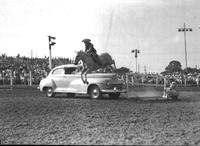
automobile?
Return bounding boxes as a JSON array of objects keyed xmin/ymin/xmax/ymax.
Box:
[{"xmin": 38, "ymin": 64, "xmax": 126, "ymax": 99}]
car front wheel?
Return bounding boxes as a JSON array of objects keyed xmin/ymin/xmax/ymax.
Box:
[
  {"xmin": 46, "ymin": 87, "xmax": 55, "ymax": 97},
  {"xmin": 89, "ymin": 85, "xmax": 101, "ymax": 99}
]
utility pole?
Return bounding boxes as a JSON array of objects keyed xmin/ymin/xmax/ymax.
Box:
[
  {"xmin": 48, "ymin": 36, "xmax": 56, "ymax": 70},
  {"xmin": 144, "ymin": 65, "xmax": 147, "ymax": 74},
  {"xmin": 178, "ymin": 23, "xmax": 192, "ymax": 74},
  {"xmin": 138, "ymin": 64, "xmax": 140, "ymax": 73},
  {"xmin": 131, "ymin": 49, "xmax": 140, "ymax": 73}
]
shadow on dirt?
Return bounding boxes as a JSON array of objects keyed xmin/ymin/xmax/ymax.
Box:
[{"xmin": 48, "ymin": 92, "xmax": 200, "ymax": 105}]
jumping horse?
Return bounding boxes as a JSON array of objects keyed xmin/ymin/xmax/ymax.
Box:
[{"xmin": 74, "ymin": 50, "xmax": 116, "ymax": 84}]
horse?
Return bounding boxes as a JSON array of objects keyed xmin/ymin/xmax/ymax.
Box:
[{"xmin": 74, "ymin": 50, "xmax": 116, "ymax": 84}]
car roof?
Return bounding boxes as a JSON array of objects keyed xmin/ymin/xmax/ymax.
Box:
[{"xmin": 53, "ymin": 64, "xmax": 81, "ymax": 69}]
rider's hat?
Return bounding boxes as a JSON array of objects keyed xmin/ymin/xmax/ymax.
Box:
[{"xmin": 82, "ymin": 38, "xmax": 91, "ymax": 43}]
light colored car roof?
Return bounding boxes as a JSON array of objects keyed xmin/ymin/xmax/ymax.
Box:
[
  {"xmin": 52, "ymin": 64, "xmax": 116, "ymax": 75},
  {"xmin": 53, "ymin": 64, "xmax": 81, "ymax": 69}
]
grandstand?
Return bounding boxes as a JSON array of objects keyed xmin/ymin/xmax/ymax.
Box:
[{"xmin": 0, "ymin": 54, "xmax": 200, "ymax": 88}]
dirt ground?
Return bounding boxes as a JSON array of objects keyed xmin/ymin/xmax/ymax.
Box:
[{"xmin": 0, "ymin": 87, "xmax": 200, "ymax": 145}]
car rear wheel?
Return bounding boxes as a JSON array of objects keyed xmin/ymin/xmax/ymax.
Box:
[
  {"xmin": 89, "ymin": 85, "xmax": 101, "ymax": 99},
  {"xmin": 109, "ymin": 93, "xmax": 120, "ymax": 98},
  {"xmin": 46, "ymin": 87, "xmax": 55, "ymax": 97}
]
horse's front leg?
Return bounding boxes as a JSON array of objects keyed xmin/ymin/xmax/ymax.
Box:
[
  {"xmin": 81, "ymin": 66, "xmax": 87, "ymax": 84},
  {"xmin": 81, "ymin": 72, "xmax": 85, "ymax": 84},
  {"xmin": 84, "ymin": 68, "xmax": 90, "ymax": 85}
]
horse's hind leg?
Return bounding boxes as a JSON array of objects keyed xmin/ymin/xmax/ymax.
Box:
[{"xmin": 113, "ymin": 60, "xmax": 117, "ymax": 70}]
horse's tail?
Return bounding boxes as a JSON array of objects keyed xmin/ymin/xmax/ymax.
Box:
[
  {"xmin": 112, "ymin": 59, "xmax": 116, "ymax": 69},
  {"xmin": 100, "ymin": 52, "xmax": 116, "ymax": 69}
]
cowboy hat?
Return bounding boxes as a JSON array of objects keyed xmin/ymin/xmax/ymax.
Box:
[{"xmin": 82, "ymin": 38, "xmax": 91, "ymax": 43}]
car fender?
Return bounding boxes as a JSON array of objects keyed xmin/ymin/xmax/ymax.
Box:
[
  {"xmin": 51, "ymin": 79, "xmax": 56, "ymax": 91},
  {"xmin": 41, "ymin": 78, "xmax": 56, "ymax": 91}
]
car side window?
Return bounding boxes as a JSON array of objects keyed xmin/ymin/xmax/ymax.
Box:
[
  {"xmin": 65, "ymin": 67, "xmax": 76, "ymax": 74},
  {"xmin": 52, "ymin": 68, "xmax": 65, "ymax": 75},
  {"xmin": 65, "ymin": 67, "xmax": 82, "ymax": 74}
]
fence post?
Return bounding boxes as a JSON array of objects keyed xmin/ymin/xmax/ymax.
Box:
[
  {"xmin": 142, "ymin": 76, "xmax": 144, "ymax": 85},
  {"xmin": 184, "ymin": 75, "xmax": 187, "ymax": 87},
  {"xmin": 131, "ymin": 76, "xmax": 134, "ymax": 87},
  {"xmin": 2, "ymin": 71, "xmax": 5, "ymax": 85},
  {"xmin": 10, "ymin": 70, "xmax": 13, "ymax": 89},
  {"xmin": 156, "ymin": 76, "xmax": 158, "ymax": 87},
  {"xmin": 162, "ymin": 77, "xmax": 167, "ymax": 98},
  {"xmin": 126, "ymin": 73, "xmax": 129, "ymax": 98},
  {"xmin": 29, "ymin": 71, "xmax": 32, "ymax": 87}
]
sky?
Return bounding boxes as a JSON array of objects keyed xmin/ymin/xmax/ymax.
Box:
[{"xmin": 0, "ymin": 0, "xmax": 200, "ymax": 73}]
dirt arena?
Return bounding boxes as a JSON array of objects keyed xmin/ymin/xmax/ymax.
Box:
[{"xmin": 0, "ymin": 87, "xmax": 200, "ymax": 145}]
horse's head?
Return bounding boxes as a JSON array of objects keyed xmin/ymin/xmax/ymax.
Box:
[{"xmin": 74, "ymin": 50, "xmax": 86, "ymax": 65}]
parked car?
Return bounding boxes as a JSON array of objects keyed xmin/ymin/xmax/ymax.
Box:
[{"xmin": 38, "ymin": 64, "xmax": 126, "ymax": 99}]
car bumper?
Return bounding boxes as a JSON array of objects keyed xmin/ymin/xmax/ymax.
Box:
[{"xmin": 37, "ymin": 85, "xmax": 43, "ymax": 91}]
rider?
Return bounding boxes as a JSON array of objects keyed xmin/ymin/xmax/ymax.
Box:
[
  {"xmin": 165, "ymin": 78, "xmax": 179, "ymax": 99},
  {"xmin": 82, "ymin": 38, "xmax": 102, "ymax": 66}
]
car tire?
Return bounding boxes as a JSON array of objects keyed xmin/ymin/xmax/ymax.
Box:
[
  {"xmin": 89, "ymin": 85, "xmax": 101, "ymax": 99},
  {"xmin": 109, "ymin": 93, "xmax": 120, "ymax": 98},
  {"xmin": 46, "ymin": 87, "xmax": 55, "ymax": 97}
]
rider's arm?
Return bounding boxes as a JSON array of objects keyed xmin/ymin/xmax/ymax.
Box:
[{"xmin": 86, "ymin": 45, "xmax": 94, "ymax": 53}]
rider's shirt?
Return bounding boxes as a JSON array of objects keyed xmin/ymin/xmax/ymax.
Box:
[
  {"xmin": 169, "ymin": 81, "xmax": 178, "ymax": 90},
  {"xmin": 85, "ymin": 43, "xmax": 97, "ymax": 54}
]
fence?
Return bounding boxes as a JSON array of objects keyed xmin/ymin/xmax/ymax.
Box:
[
  {"xmin": 120, "ymin": 73, "xmax": 200, "ymax": 88},
  {"xmin": 0, "ymin": 69, "xmax": 37, "ymax": 89},
  {"xmin": 120, "ymin": 73, "xmax": 200, "ymax": 98},
  {"xmin": 1, "ymin": 70, "xmax": 200, "ymax": 90}
]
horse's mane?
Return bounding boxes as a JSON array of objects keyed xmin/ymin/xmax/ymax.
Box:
[
  {"xmin": 77, "ymin": 50, "xmax": 84, "ymax": 54},
  {"xmin": 77, "ymin": 50, "xmax": 90, "ymax": 57},
  {"xmin": 77, "ymin": 50, "xmax": 86, "ymax": 55}
]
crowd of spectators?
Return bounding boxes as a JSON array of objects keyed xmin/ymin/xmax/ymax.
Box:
[
  {"xmin": 0, "ymin": 54, "xmax": 73, "ymax": 85},
  {"xmin": 0, "ymin": 54, "xmax": 200, "ymax": 86},
  {"xmin": 121, "ymin": 71, "xmax": 200, "ymax": 86}
]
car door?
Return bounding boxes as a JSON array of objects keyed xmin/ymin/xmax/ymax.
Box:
[
  {"xmin": 63, "ymin": 67, "xmax": 85, "ymax": 93},
  {"xmin": 51, "ymin": 67, "xmax": 66, "ymax": 92}
]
